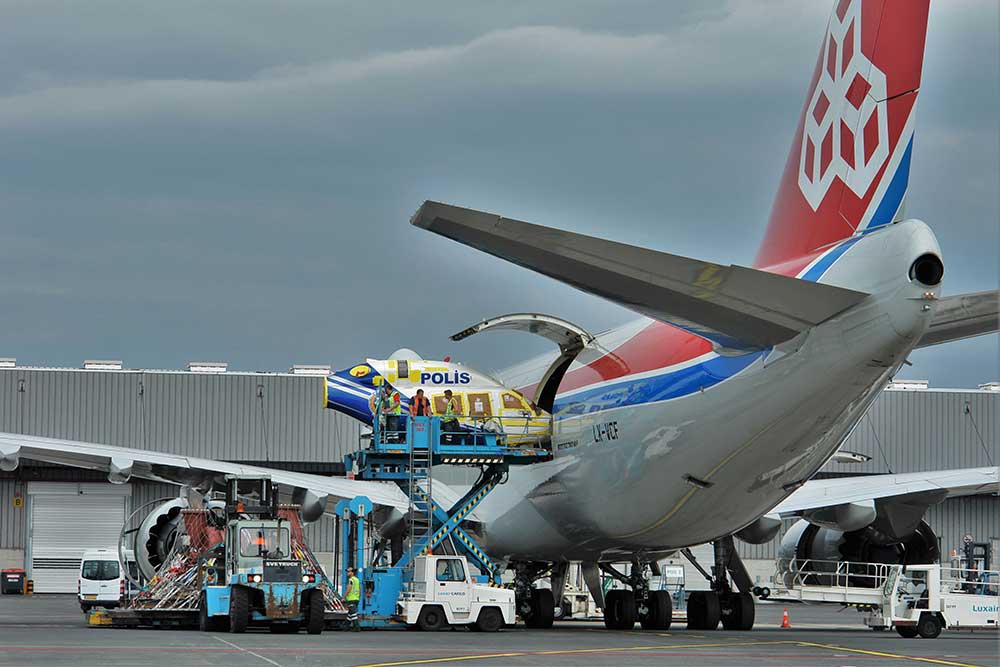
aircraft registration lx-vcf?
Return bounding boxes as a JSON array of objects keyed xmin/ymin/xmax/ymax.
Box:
[{"xmin": 1, "ymin": 0, "xmax": 997, "ymax": 633}]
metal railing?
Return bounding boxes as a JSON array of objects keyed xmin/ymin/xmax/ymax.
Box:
[
  {"xmin": 774, "ymin": 558, "xmax": 898, "ymax": 592},
  {"xmin": 373, "ymin": 413, "xmax": 550, "ymax": 449},
  {"xmin": 440, "ymin": 414, "xmax": 549, "ymax": 448},
  {"xmin": 776, "ymin": 559, "xmax": 1000, "ymax": 600},
  {"xmin": 938, "ymin": 566, "xmax": 1000, "ymax": 596}
]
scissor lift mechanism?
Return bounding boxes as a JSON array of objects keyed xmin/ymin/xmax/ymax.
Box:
[{"xmin": 344, "ymin": 416, "xmax": 549, "ymax": 584}]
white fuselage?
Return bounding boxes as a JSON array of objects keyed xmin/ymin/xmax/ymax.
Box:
[{"xmin": 473, "ymin": 219, "xmax": 942, "ymax": 562}]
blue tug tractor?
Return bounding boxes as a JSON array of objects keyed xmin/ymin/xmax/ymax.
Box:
[{"xmin": 197, "ymin": 475, "xmax": 327, "ymax": 634}]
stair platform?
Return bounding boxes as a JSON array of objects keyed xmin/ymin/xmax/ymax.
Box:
[{"xmin": 347, "ymin": 416, "xmax": 551, "ymax": 481}]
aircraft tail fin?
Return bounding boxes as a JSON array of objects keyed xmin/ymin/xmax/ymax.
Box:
[{"xmin": 755, "ymin": 0, "xmax": 930, "ymax": 269}]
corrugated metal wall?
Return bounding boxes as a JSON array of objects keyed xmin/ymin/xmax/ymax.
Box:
[
  {"xmin": 0, "ymin": 474, "xmax": 342, "ymax": 554},
  {"xmin": 826, "ymin": 388, "xmax": 999, "ymax": 475},
  {"xmin": 0, "ymin": 467, "xmax": 112, "ymax": 549},
  {"xmin": 0, "ymin": 477, "xmax": 27, "ymax": 549},
  {"xmin": 0, "ymin": 368, "xmax": 361, "ymax": 554},
  {"xmin": 0, "ymin": 370, "xmax": 996, "ymax": 560},
  {"xmin": 926, "ymin": 495, "xmax": 1000, "ymax": 557},
  {"xmin": 0, "ymin": 368, "xmax": 361, "ymax": 461}
]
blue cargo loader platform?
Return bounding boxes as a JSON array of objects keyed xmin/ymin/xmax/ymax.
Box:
[{"xmin": 337, "ymin": 415, "xmax": 551, "ymax": 627}]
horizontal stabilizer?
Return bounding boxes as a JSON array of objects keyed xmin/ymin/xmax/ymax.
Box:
[
  {"xmin": 917, "ymin": 290, "xmax": 999, "ymax": 348},
  {"xmin": 412, "ymin": 201, "xmax": 869, "ymax": 350}
]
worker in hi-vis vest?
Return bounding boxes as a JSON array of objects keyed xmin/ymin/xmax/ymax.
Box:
[
  {"xmin": 345, "ymin": 566, "xmax": 360, "ymax": 631},
  {"xmin": 441, "ymin": 389, "xmax": 463, "ymax": 444},
  {"xmin": 379, "ymin": 384, "xmax": 403, "ymax": 443},
  {"xmin": 410, "ymin": 388, "xmax": 431, "ymax": 417}
]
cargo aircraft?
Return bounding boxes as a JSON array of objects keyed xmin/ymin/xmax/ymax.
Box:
[{"xmin": 1, "ymin": 0, "xmax": 997, "ymax": 631}]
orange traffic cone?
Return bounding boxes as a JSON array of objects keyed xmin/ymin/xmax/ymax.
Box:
[{"xmin": 780, "ymin": 608, "xmax": 791, "ymax": 629}]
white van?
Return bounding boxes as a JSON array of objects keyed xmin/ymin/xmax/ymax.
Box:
[{"xmin": 78, "ymin": 549, "xmax": 136, "ymax": 611}]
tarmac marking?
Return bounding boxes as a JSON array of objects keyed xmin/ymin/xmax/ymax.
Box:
[
  {"xmin": 349, "ymin": 652, "xmax": 527, "ymax": 667},
  {"xmin": 213, "ymin": 635, "xmax": 286, "ymax": 667},
  {"xmin": 796, "ymin": 641, "xmax": 986, "ymax": 667},
  {"xmin": 350, "ymin": 640, "xmax": 793, "ymax": 667},
  {"xmin": 533, "ymin": 640, "xmax": 792, "ymax": 656}
]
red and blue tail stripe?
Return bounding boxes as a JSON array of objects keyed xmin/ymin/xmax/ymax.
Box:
[
  {"xmin": 756, "ymin": 0, "xmax": 929, "ymax": 270},
  {"xmin": 531, "ymin": 1, "xmax": 933, "ymax": 412}
]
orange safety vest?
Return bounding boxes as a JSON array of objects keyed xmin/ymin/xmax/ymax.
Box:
[{"xmin": 410, "ymin": 395, "xmax": 431, "ymax": 416}]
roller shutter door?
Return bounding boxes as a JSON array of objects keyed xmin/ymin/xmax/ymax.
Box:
[{"xmin": 29, "ymin": 484, "xmax": 129, "ymax": 593}]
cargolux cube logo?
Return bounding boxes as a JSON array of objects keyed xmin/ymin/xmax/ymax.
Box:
[{"xmin": 798, "ymin": 0, "xmax": 889, "ymax": 211}]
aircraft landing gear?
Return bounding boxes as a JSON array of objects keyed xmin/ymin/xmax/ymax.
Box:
[
  {"xmin": 599, "ymin": 558, "xmax": 672, "ymax": 630},
  {"xmin": 719, "ymin": 591, "xmax": 755, "ymax": 630},
  {"xmin": 682, "ymin": 536, "xmax": 756, "ymax": 631},
  {"xmin": 686, "ymin": 589, "xmax": 721, "ymax": 630},
  {"xmin": 603, "ymin": 588, "xmax": 637, "ymax": 629},
  {"xmin": 513, "ymin": 562, "xmax": 556, "ymax": 629}
]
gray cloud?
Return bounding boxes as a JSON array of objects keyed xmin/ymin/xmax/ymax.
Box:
[
  {"xmin": 0, "ymin": 5, "xmax": 832, "ymax": 132},
  {"xmin": 0, "ymin": 0, "xmax": 996, "ymax": 387}
]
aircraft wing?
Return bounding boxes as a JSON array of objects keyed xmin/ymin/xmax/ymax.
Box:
[
  {"xmin": 916, "ymin": 290, "xmax": 999, "ymax": 348},
  {"xmin": 411, "ymin": 201, "xmax": 868, "ymax": 350},
  {"xmin": 0, "ymin": 431, "xmax": 409, "ymax": 513},
  {"xmin": 773, "ymin": 466, "xmax": 998, "ymax": 516}
]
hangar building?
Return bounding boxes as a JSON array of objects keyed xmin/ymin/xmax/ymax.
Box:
[{"xmin": 0, "ymin": 360, "xmax": 996, "ymax": 593}]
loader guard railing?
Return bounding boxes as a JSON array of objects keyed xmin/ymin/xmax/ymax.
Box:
[
  {"xmin": 373, "ymin": 413, "xmax": 550, "ymax": 450},
  {"xmin": 776, "ymin": 559, "xmax": 1000, "ymax": 599},
  {"xmin": 775, "ymin": 558, "xmax": 897, "ymax": 591}
]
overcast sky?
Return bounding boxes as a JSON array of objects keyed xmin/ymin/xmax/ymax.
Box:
[{"xmin": 1, "ymin": 0, "xmax": 996, "ymax": 388}]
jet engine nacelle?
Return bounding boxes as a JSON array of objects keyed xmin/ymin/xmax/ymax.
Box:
[
  {"xmin": 133, "ymin": 498, "xmax": 189, "ymax": 581},
  {"xmin": 291, "ymin": 488, "xmax": 329, "ymax": 524},
  {"xmin": 776, "ymin": 518, "xmax": 939, "ymax": 589},
  {"xmin": 801, "ymin": 500, "xmax": 877, "ymax": 533},
  {"xmin": 0, "ymin": 445, "xmax": 19, "ymax": 472},
  {"xmin": 108, "ymin": 457, "xmax": 133, "ymax": 485},
  {"xmin": 734, "ymin": 514, "xmax": 782, "ymax": 544}
]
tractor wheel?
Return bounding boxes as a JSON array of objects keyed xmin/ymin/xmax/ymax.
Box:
[
  {"xmin": 475, "ymin": 607, "xmax": 504, "ymax": 632},
  {"xmin": 229, "ymin": 586, "xmax": 249, "ymax": 633},
  {"xmin": 917, "ymin": 614, "xmax": 942, "ymax": 639},
  {"xmin": 198, "ymin": 594, "xmax": 218, "ymax": 632},
  {"xmin": 417, "ymin": 605, "xmax": 446, "ymax": 631},
  {"xmin": 305, "ymin": 590, "xmax": 325, "ymax": 635}
]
